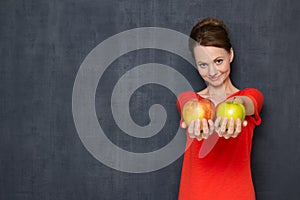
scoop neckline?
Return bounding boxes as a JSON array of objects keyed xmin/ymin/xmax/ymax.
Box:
[{"xmin": 196, "ymin": 89, "xmax": 242, "ymax": 102}]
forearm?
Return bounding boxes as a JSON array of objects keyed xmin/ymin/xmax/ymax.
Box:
[{"xmin": 229, "ymin": 96, "xmax": 255, "ymax": 116}]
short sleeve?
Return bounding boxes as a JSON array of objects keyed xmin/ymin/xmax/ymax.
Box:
[
  {"xmin": 176, "ymin": 91, "xmax": 200, "ymax": 126},
  {"xmin": 242, "ymin": 88, "xmax": 264, "ymax": 125}
]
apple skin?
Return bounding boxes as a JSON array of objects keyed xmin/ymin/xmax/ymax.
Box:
[
  {"xmin": 182, "ymin": 99, "xmax": 215, "ymax": 127},
  {"xmin": 216, "ymin": 101, "xmax": 246, "ymax": 128}
]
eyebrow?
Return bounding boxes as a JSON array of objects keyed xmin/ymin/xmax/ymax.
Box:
[
  {"xmin": 197, "ymin": 56, "xmax": 225, "ymax": 63},
  {"xmin": 213, "ymin": 56, "xmax": 224, "ymax": 61}
]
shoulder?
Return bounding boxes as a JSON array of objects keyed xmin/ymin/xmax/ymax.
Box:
[
  {"xmin": 240, "ymin": 88, "xmax": 263, "ymax": 94},
  {"xmin": 177, "ymin": 91, "xmax": 201, "ymax": 102},
  {"xmin": 176, "ymin": 91, "xmax": 201, "ymax": 111}
]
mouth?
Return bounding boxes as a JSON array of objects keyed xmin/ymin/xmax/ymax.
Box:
[{"xmin": 208, "ymin": 75, "xmax": 221, "ymax": 81}]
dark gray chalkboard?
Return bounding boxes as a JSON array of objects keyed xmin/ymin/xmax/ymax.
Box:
[{"xmin": 1, "ymin": 0, "xmax": 300, "ymax": 199}]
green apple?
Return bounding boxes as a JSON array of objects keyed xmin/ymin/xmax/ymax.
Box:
[{"xmin": 216, "ymin": 101, "xmax": 246, "ymax": 128}]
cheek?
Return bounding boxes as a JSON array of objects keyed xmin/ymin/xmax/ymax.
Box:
[
  {"xmin": 218, "ymin": 63, "xmax": 231, "ymax": 73},
  {"xmin": 198, "ymin": 70, "xmax": 209, "ymax": 78},
  {"xmin": 197, "ymin": 67, "xmax": 207, "ymax": 76}
]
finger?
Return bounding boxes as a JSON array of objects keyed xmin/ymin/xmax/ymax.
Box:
[
  {"xmin": 233, "ymin": 118, "xmax": 242, "ymax": 138},
  {"xmin": 223, "ymin": 118, "xmax": 235, "ymax": 139},
  {"xmin": 242, "ymin": 120, "xmax": 248, "ymax": 127},
  {"xmin": 188, "ymin": 120, "xmax": 195, "ymax": 138},
  {"xmin": 227, "ymin": 118, "xmax": 234, "ymax": 135},
  {"xmin": 194, "ymin": 119, "xmax": 201, "ymax": 136},
  {"xmin": 201, "ymin": 119, "xmax": 209, "ymax": 139},
  {"xmin": 220, "ymin": 118, "xmax": 228, "ymax": 136},
  {"xmin": 181, "ymin": 121, "xmax": 187, "ymax": 129},
  {"xmin": 214, "ymin": 116, "xmax": 221, "ymax": 128},
  {"xmin": 196, "ymin": 135, "xmax": 203, "ymax": 141},
  {"xmin": 214, "ymin": 117, "xmax": 222, "ymax": 136},
  {"xmin": 208, "ymin": 119, "xmax": 215, "ymax": 135}
]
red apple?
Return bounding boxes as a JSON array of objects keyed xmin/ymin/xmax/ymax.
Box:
[
  {"xmin": 182, "ymin": 99, "xmax": 215, "ymax": 127},
  {"xmin": 216, "ymin": 101, "xmax": 246, "ymax": 128}
]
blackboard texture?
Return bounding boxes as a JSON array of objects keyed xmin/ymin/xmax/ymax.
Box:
[{"xmin": 1, "ymin": 0, "xmax": 300, "ymax": 199}]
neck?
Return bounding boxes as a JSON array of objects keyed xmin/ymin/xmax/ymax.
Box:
[{"xmin": 206, "ymin": 78, "xmax": 238, "ymax": 104}]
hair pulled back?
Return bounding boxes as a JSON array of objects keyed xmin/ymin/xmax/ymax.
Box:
[{"xmin": 189, "ymin": 17, "xmax": 232, "ymax": 53}]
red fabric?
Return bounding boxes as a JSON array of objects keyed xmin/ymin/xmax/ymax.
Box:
[{"xmin": 176, "ymin": 88, "xmax": 264, "ymax": 200}]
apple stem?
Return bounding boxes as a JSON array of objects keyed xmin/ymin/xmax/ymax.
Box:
[{"xmin": 232, "ymin": 97, "xmax": 236, "ymax": 103}]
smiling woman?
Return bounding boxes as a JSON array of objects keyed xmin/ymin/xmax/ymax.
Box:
[
  {"xmin": 176, "ymin": 17, "xmax": 264, "ymax": 200},
  {"xmin": 194, "ymin": 45, "xmax": 233, "ymax": 88}
]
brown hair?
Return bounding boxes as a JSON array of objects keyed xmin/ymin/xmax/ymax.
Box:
[{"xmin": 189, "ymin": 17, "xmax": 232, "ymax": 53}]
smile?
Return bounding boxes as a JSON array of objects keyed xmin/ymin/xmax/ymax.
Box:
[{"xmin": 208, "ymin": 76, "xmax": 221, "ymax": 81}]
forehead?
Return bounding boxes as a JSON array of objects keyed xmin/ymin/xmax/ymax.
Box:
[{"xmin": 193, "ymin": 45, "xmax": 229, "ymax": 62}]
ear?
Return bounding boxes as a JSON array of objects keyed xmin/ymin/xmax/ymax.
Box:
[{"xmin": 229, "ymin": 48, "xmax": 234, "ymax": 63}]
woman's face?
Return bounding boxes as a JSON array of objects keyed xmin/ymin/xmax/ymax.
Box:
[{"xmin": 193, "ymin": 45, "xmax": 234, "ymax": 87}]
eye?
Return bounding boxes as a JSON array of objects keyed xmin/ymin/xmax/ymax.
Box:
[
  {"xmin": 198, "ymin": 63, "xmax": 207, "ymax": 68},
  {"xmin": 215, "ymin": 59, "xmax": 223, "ymax": 65}
]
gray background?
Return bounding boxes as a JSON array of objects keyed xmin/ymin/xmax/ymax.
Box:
[{"xmin": 1, "ymin": 0, "xmax": 300, "ymax": 199}]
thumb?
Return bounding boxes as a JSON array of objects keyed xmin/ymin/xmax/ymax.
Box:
[
  {"xmin": 242, "ymin": 120, "xmax": 248, "ymax": 127},
  {"xmin": 181, "ymin": 121, "xmax": 187, "ymax": 129}
]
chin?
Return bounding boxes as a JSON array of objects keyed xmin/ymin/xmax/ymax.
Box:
[
  {"xmin": 205, "ymin": 79, "xmax": 223, "ymax": 87},
  {"xmin": 206, "ymin": 76, "xmax": 229, "ymax": 87}
]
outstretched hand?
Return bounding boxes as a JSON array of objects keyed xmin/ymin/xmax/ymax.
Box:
[
  {"xmin": 181, "ymin": 117, "xmax": 248, "ymax": 140},
  {"xmin": 214, "ymin": 117, "xmax": 248, "ymax": 139},
  {"xmin": 181, "ymin": 119, "xmax": 214, "ymax": 141}
]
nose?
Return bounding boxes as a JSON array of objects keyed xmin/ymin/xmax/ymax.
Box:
[{"xmin": 208, "ymin": 63, "xmax": 218, "ymax": 76}]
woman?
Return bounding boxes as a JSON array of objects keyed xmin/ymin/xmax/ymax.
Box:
[{"xmin": 176, "ymin": 18, "xmax": 264, "ymax": 200}]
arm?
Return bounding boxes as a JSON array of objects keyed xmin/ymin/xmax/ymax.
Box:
[
  {"xmin": 227, "ymin": 95, "xmax": 255, "ymax": 116},
  {"xmin": 216, "ymin": 88, "xmax": 264, "ymax": 139},
  {"xmin": 176, "ymin": 91, "xmax": 215, "ymax": 141},
  {"xmin": 228, "ymin": 88, "xmax": 264, "ymax": 125}
]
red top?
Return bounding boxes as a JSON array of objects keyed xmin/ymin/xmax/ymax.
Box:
[{"xmin": 176, "ymin": 88, "xmax": 264, "ymax": 200}]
